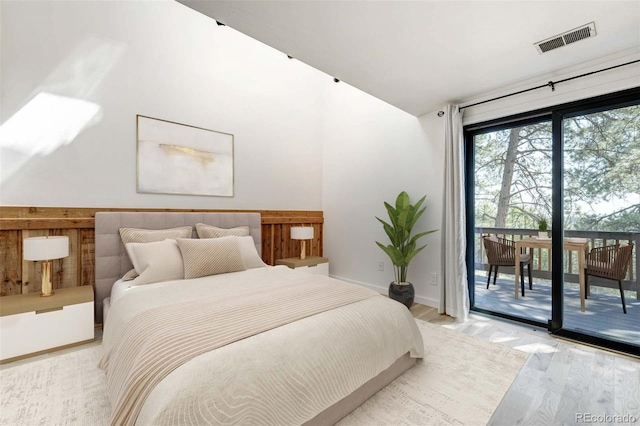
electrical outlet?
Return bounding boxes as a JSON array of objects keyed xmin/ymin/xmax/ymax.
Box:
[
  {"xmin": 377, "ymin": 261, "xmax": 384, "ymax": 272},
  {"xmin": 429, "ymin": 273, "xmax": 437, "ymax": 286}
]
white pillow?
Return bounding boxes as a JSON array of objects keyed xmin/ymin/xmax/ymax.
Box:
[
  {"xmin": 126, "ymin": 239, "xmax": 184, "ymax": 286},
  {"xmin": 237, "ymin": 236, "xmax": 267, "ymax": 269},
  {"xmin": 195, "ymin": 223, "xmax": 250, "ymax": 239},
  {"xmin": 176, "ymin": 237, "xmax": 246, "ymax": 279}
]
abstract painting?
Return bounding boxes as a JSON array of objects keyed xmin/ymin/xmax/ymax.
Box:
[{"xmin": 137, "ymin": 115, "xmax": 234, "ymax": 197}]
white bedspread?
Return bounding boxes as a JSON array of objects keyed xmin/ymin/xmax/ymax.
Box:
[
  {"xmin": 100, "ymin": 266, "xmax": 424, "ymax": 426},
  {"xmin": 109, "ymin": 278, "xmax": 130, "ymax": 306}
]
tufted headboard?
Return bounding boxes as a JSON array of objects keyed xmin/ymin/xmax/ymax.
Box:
[{"xmin": 94, "ymin": 212, "xmax": 261, "ymax": 323}]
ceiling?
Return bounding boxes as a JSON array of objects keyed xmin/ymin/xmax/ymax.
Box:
[{"xmin": 177, "ymin": 1, "xmax": 640, "ymax": 117}]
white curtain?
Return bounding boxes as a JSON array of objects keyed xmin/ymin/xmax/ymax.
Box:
[{"xmin": 440, "ymin": 104, "xmax": 470, "ymax": 321}]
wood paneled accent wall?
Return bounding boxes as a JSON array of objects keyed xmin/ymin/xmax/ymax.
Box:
[{"xmin": 0, "ymin": 207, "xmax": 323, "ymax": 297}]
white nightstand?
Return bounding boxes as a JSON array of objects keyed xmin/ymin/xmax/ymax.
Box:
[
  {"xmin": 0, "ymin": 286, "xmax": 95, "ymax": 363},
  {"xmin": 275, "ymin": 256, "xmax": 329, "ymax": 276}
]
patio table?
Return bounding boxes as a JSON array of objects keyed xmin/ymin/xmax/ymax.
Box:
[{"xmin": 514, "ymin": 237, "xmax": 590, "ymax": 312}]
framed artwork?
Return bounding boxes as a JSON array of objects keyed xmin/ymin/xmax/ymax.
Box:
[{"xmin": 136, "ymin": 115, "xmax": 234, "ymax": 197}]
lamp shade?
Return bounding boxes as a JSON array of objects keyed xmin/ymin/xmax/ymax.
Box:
[
  {"xmin": 291, "ymin": 227, "xmax": 314, "ymax": 240},
  {"xmin": 23, "ymin": 236, "xmax": 69, "ymax": 261}
]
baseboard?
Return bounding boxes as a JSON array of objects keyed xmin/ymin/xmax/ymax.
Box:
[{"xmin": 330, "ymin": 275, "xmax": 440, "ymax": 309}]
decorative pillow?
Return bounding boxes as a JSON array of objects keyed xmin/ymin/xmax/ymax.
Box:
[
  {"xmin": 126, "ymin": 239, "xmax": 184, "ymax": 286},
  {"xmin": 119, "ymin": 226, "xmax": 193, "ymax": 247},
  {"xmin": 176, "ymin": 237, "xmax": 246, "ymax": 279},
  {"xmin": 195, "ymin": 223, "xmax": 250, "ymax": 239},
  {"xmin": 122, "ymin": 269, "xmax": 139, "ymax": 281},
  {"xmin": 236, "ymin": 236, "xmax": 267, "ymax": 269}
]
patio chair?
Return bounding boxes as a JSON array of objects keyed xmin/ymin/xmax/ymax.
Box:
[
  {"xmin": 585, "ymin": 243, "xmax": 634, "ymax": 314},
  {"xmin": 483, "ymin": 236, "xmax": 532, "ymax": 296}
]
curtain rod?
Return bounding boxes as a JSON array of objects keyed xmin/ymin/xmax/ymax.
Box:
[{"xmin": 445, "ymin": 59, "xmax": 640, "ymax": 113}]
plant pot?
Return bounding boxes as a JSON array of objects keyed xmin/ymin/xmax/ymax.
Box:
[
  {"xmin": 538, "ymin": 231, "xmax": 548, "ymax": 239},
  {"xmin": 389, "ymin": 282, "xmax": 414, "ymax": 309}
]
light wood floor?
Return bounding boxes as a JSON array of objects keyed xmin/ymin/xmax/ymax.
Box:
[{"xmin": 411, "ymin": 303, "xmax": 640, "ymax": 425}]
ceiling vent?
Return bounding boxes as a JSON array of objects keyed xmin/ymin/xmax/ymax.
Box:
[{"xmin": 535, "ymin": 22, "xmax": 596, "ymax": 54}]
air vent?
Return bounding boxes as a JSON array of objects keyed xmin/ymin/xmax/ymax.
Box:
[{"xmin": 535, "ymin": 22, "xmax": 596, "ymax": 54}]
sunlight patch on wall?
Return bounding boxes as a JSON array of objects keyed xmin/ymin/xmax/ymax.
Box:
[
  {"xmin": 39, "ymin": 38, "xmax": 126, "ymax": 99},
  {"xmin": 0, "ymin": 37, "xmax": 126, "ymax": 186},
  {"xmin": 0, "ymin": 92, "xmax": 101, "ymax": 156}
]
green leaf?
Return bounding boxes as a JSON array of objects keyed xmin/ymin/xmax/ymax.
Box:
[
  {"xmin": 405, "ymin": 244, "xmax": 427, "ymax": 265},
  {"xmin": 384, "ymin": 202, "xmax": 399, "ymax": 228},
  {"xmin": 376, "ymin": 242, "xmax": 404, "ymax": 266},
  {"xmin": 383, "ymin": 222, "xmax": 401, "ymax": 246},
  {"xmin": 412, "ymin": 195, "xmax": 426, "ymax": 213},
  {"xmin": 408, "ymin": 206, "xmax": 426, "ymax": 229},
  {"xmin": 395, "ymin": 191, "xmax": 411, "ymax": 213},
  {"xmin": 409, "ymin": 229, "xmax": 438, "ymax": 245}
]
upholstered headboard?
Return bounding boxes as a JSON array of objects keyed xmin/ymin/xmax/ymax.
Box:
[{"xmin": 94, "ymin": 212, "xmax": 261, "ymax": 323}]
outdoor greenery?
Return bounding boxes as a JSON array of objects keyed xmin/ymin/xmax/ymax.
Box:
[{"xmin": 474, "ymin": 104, "xmax": 640, "ymax": 233}]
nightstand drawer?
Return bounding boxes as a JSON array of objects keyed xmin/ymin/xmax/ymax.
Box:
[
  {"xmin": 294, "ymin": 262, "xmax": 329, "ymax": 276},
  {"xmin": 0, "ymin": 301, "xmax": 94, "ymax": 361}
]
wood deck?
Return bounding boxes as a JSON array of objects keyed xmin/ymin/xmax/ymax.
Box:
[{"xmin": 473, "ymin": 273, "xmax": 640, "ymax": 343}]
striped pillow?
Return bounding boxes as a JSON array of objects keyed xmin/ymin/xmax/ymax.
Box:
[
  {"xmin": 176, "ymin": 237, "xmax": 246, "ymax": 279},
  {"xmin": 195, "ymin": 223, "xmax": 250, "ymax": 239},
  {"xmin": 119, "ymin": 226, "xmax": 193, "ymax": 247}
]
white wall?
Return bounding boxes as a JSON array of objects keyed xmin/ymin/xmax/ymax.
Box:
[
  {"xmin": 0, "ymin": 0, "xmax": 325, "ymax": 210},
  {"xmin": 321, "ymin": 83, "xmax": 445, "ymax": 307},
  {"xmin": 3, "ymin": 1, "xmax": 636, "ymax": 310},
  {"xmin": 462, "ymin": 48, "xmax": 640, "ymax": 125},
  {"xmin": 0, "ymin": 0, "xmax": 446, "ymax": 307}
]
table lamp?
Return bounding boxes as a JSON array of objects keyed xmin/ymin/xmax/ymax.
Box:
[
  {"xmin": 291, "ymin": 227, "xmax": 314, "ymax": 260},
  {"xmin": 23, "ymin": 236, "xmax": 69, "ymax": 296}
]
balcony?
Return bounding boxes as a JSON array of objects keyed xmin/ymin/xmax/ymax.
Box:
[{"xmin": 473, "ymin": 228, "xmax": 639, "ymax": 343}]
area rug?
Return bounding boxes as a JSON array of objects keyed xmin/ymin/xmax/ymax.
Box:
[
  {"xmin": 338, "ymin": 320, "xmax": 529, "ymax": 425},
  {"xmin": 0, "ymin": 320, "xmax": 528, "ymax": 426}
]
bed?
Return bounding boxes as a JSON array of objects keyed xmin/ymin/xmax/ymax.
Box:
[{"xmin": 95, "ymin": 212, "xmax": 424, "ymax": 425}]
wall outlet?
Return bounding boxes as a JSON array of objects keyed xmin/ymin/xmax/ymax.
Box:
[
  {"xmin": 377, "ymin": 261, "xmax": 384, "ymax": 271},
  {"xmin": 429, "ymin": 273, "xmax": 438, "ymax": 286}
]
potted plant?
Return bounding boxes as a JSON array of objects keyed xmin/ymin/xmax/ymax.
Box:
[
  {"xmin": 376, "ymin": 191, "xmax": 437, "ymax": 308},
  {"xmin": 538, "ymin": 218, "xmax": 549, "ymax": 239}
]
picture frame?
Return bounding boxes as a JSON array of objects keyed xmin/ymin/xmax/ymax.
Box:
[{"xmin": 136, "ymin": 115, "xmax": 234, "ymax": 197}]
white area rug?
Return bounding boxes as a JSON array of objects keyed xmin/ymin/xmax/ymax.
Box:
[
  {"xmin": 0, "ymin": 320, "xmax": 528, "ymax": 426},
  {"xmin": 339, "ymin": 320, "xmax": 529, "ymax": 425}
]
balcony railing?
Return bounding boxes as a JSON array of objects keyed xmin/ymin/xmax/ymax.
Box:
[{"xmin": 474, "ymin": 227, "xmax": 639, "ymax": 299}]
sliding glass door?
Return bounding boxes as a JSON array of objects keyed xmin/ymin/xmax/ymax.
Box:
[
  {"xmin": 560, "ymin": 103, "xmax": 639, "ymax": 346},
  {"xmin": 465, "ymin": 88, "xmax": 640, "ymax": 355},
  {"xmin": 470, "ymin": 118, "xmax": 553, "ymax": 326}
]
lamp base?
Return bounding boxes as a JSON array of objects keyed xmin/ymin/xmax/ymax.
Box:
[
  {"xmin": 40, "ymin": 261, "xmax": 55, "ymax": 297},
  {"xmin": 299, "ymin": 240, "xmax": 306, "ymax": 260}
]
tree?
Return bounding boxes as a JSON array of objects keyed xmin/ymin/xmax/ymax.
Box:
[{"xmin": 474, "ymin": 104, "xmax": 640, "ymax": 233}]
